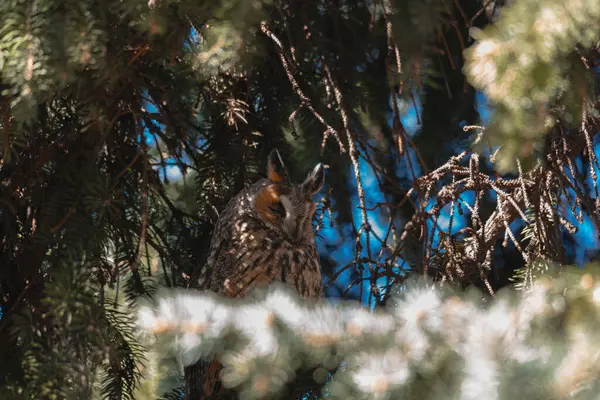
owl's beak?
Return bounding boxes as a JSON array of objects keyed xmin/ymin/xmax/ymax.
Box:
[
  {"xmin": 283, "ymin": 216, "xmax": 305, "ymax": 242},
  {"xmin": 285, "ymin": 224, "xmax": 302, "ymax": 242}
]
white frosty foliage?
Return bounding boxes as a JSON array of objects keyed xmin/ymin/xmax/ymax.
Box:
[{"xmin": 138, "ymin": 271, "xmax": 600, "ymax": 399}]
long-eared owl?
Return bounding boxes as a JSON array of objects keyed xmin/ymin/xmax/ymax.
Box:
[
  {"xmin": 198, "ymin": 149, "xmax": 325, "ymax": 298},
  {"xmin": 186, "ymin": 150, "xmax": 325, "ymax": 399}
]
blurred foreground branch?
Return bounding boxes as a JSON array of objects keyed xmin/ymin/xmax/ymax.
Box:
[{"xmin": 139, "ymin": 266, "xmax": 600, "ymax": 399}]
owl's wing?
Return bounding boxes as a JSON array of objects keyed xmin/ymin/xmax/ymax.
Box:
[
  {"xmin": 202, "ymin": 221, "xmax": 275, "ymax": 296},
  {"xmin": 196, "ymin": 221, "xmax": 233, "ymax": 293}
]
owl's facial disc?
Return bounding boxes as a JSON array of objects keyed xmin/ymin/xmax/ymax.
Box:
[
  {"xmin": 254, "ymin": 184, "xmax": 286, "ymax": 225},
  {"xmin": 261, "ymin": 152, "xmax": 325, "ymax": 239}
]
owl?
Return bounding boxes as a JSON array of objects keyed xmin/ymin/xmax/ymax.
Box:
[
  {"xmin": 198, "ymin": 148, "xmax": 325, "ymax": 298},
  {"xmin": 186, "ymin": 149, "xmax": 325, "ymax": 399}
]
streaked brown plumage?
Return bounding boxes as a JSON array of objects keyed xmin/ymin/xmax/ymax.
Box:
[{"xmin": 185, "ymin": 149, "xmax": 325, "ymax": 399}]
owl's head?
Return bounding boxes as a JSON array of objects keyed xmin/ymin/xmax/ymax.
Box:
[{"xmin": 251, "ymin": 149, "xmax": 325, "ymax": 243}]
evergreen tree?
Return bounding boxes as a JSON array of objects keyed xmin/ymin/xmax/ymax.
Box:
[{"xmin": 0, "ymin": 0, "xmax": 598, "ymax": 398}]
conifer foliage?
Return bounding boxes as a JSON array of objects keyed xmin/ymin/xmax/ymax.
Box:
[
  {"xmin": 0, "ymin": 0, "xmax": 598, "ymax": 399},
  {"xmin": 139, "ymin": 266, "xmax": 600, "ymax": 400}
]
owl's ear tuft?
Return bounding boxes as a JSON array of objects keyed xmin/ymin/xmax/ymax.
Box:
[
  {"xmin": 267, "ymin": 148, "xmax": 289, "ymax": 183},
  {"xmin": 303, "ymin": 163, "xmax": 325, "ymax": 195}
]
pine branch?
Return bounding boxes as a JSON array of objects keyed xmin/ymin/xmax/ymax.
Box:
[{"xmin": 139, "ymin": 268, "xmax": 600, "ymax": 399}]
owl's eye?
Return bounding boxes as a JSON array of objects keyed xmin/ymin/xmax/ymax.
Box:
[{"xmin": 268, "ymin": 202, "xmax": 286, "ymax": 216}]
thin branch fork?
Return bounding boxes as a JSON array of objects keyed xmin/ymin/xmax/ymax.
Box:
[{"xmin": 260, "ymin": 21, "xmax": 346, "ymax": 153}]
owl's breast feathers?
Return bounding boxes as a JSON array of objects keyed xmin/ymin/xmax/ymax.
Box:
[{"xmin": 205, "ymin": 213, "xmax": 322, "ymax": 299}]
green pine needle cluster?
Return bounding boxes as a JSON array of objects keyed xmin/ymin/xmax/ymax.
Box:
[
  {"xmin": 464, "ymin": 0, "xmax": 600, "ymax": 172},
  {"xmin": 139, "ymin": 266, "xmax": 600, "ymax": 399}
]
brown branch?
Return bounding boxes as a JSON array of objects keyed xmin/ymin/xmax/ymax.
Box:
[
  {"xmin": 471, "ymin": 0, "xmax": 496, "ymax": 24},
  {"xmin": 260, "ymin": 22, "xmax": 346, "ymax": 153}
]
